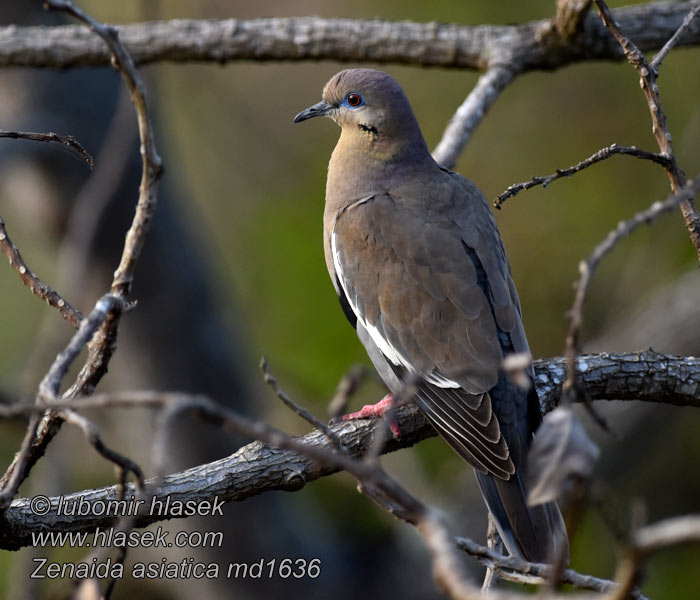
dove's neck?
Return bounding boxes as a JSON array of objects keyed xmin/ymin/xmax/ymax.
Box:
[{"xmin": 326, "ymin": 125, "xmax": 435, "ymax": 209}]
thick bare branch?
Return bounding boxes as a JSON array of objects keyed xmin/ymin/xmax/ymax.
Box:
[
  {"xmin": 533, "ymin": 351, "xmax": 700, "ymax": 414},
  {"xmin": 553, "ymin": 0, "xmax": 593, "ymax": 40},
  {"xmin": 432, "ymin": 66, "xmax": 515, "ymax": 169},
  {"xmin": 0, "ymin": 3, "xmax": 698, "ymax": 71},
  {"xmin": 1, "ymin": 350, "xmax": 698, "ymax": 548}
]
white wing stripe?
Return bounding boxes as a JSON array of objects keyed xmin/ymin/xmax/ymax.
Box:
[{"xmin": 332, "ymin": 231, "xmax": 460, "ymax": 389}]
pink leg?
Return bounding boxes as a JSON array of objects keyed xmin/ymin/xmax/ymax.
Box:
[{"xmin": 342, "ymin": 394, "xmax": 401, "ymax": 438}]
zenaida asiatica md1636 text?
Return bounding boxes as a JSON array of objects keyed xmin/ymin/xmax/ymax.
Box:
[{"xmin": 294, "ymin": 68, "xmax": 568, "ymax": 563}]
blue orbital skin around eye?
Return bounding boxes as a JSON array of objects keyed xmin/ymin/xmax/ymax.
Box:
[{"xmin": 342, "ymin": 93, "xmax": 365, "ymax": 108}]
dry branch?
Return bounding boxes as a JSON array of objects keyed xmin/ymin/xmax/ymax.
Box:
[
  {"xmin": 593, "ymin": 0, "xmax": 700, "ymax": 258},
  {"xmin": 1, "ymin": 349, "xmax": 698, "ymax": 549},
  {"xmin": 1, "ymin": 3, "xmax": 699, "ymax": 597},
  {"xmin": 0, "ymin": 129, "xmax": 93, "ymax": 168},
  {"xmin": 260, "ymin": 357, "xmax": 342, "ymax": 450},
  {"xmin": 0, "ymin": 0, "xmax": 164, "ymax": 504},
  {"xmin": 432, "ymin": 66, "xmax": 515, "ymax": 169},
  {"xmin": 0, "ymin": 3, "xmax": 698, "ymax": 70},
  {"xmin": 564, "ymin": 176, "xmax": 700, "ymax": 392},
  {"xmin": 0, "ymin": 295, "xmax": 121, "ymax": 507},
  {"xmin": 650, "ymin": 3, "xmax": 700, "ymax": 69},
  {"xmin": 456, "ymin": 536, "xmax": 646, "ymax": 599},
  {"xmin": 0, "ymin": 217, "xmax": 83, "ymax": 327},
  {"xmin": 553, "ymin": 0, "xmax": 594, "ymax": 40},
  {"xmin": 495, "ymin": 144, "xmax": 671, "ymax": 208}
]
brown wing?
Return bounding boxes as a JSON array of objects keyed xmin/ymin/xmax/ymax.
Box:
[{"xmin": 331, "ymin": 181, "xmax": 527, "ymax": 478}]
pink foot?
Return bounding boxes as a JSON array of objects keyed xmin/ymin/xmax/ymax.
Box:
[{"xmin": 342, "ymin": 394, "xmax": 401, "ymax": 438}]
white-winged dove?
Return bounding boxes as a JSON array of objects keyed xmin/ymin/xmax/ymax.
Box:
[{"xmin": 294, "ymin": 68, "xmax": 568, "ymax": 563}]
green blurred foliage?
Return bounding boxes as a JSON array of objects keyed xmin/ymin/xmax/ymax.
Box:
[{"xmin": 1, "ymin": 0, "xmax": 700, "ymax": 597}]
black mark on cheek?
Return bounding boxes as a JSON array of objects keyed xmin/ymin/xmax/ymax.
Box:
[{"xmin": 358, "ymin": 123, "xmax": 379, "ymax": 136}]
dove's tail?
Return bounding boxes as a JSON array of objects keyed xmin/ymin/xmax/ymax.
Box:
[{"xmin": 475, "ymin": 471, "xmax": 569, "ymax": 563}]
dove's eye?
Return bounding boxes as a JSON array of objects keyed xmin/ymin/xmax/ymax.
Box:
[{"xmin": 345, "ymin": 93, "xmax": 364, "ymax": 108}]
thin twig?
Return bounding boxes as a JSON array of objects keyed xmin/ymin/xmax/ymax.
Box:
[
  {"xmin": 0, "ymin": 411, "xmax": 43, "ymax": 509},
  {"xmin": 152, "ymin": 398, "xmax": 197, "ymax": 478},
  {"xmin": 0, "ymin": 386, "xmax": 692, "ymax": 599},
  {"xmin": 0, "ymin": 217, "xmax": 83, "ymax": 327},
  {"xmin": 634, "ymin": 514, "xmax": 700, "ymax": 553},
  {"xmin": 593, "ymin": 0, "xmax": 700, "ymax": 259},
  {"xmin": 495, "ymin": 144, "xmax": 671, "ymax": 208},
  {"xmin": 564, "ymin": 175, "xmax": 700, "ymax": 390},
  {"xmin": 432, "ymin": 65, "xmax": 516, "ymax": 170},
  {"xmin": 456, "ymin": 536, "xmax": 649, "ymax": 599},
  {"xmin": 418, "ymin": 512, "xmax": 484, "ymax": 600},
  {"xmin": 260, "ymin": 356, "xmax": 343, "ymax": 450},
  {"xmin": 0, "ymin": 129, "xmax": 93, "ymax": 168},
  {"xmin": 47, "ymin": 0, "xmax": 163, "ymax": 384},
  {"xmin": 0, "ymin": 0, "xmax": 166, "ymax": 501},
  {"xmin": 650, "ymin": 3, "xmax": 700, "ymax": 71},
  {"xmin": 45, "ymin": 0, "xmax": 164, "ymax": 297},
  {"xmin": 59, "ymin": 408, "xmax": 144, "ymax": 490},
  {"xmin": 602, "ymin": 514, "xmax": 700, "ymax": 600},
  {"xmin": 0, "ymin": 295, "xmax": 121, "ymax": 507},
  {"xmin": 481, "ymin": 514, "xmax": 502, "ymax": 591},
  {"xmin": 328, "ymin": 364, "xmax": 369, "ymax": 420},
  {"xmin": 37, "ymin": 295, "xmax": 122, "ymax": 402}
]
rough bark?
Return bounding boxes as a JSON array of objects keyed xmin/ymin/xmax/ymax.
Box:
[
  {"xmin": 0, "ymin": 3, "xmax": 698, "ymax": 71},
  {"xmin": 1, "ymin": 350, "xmax": 697, "ymax": 551}
]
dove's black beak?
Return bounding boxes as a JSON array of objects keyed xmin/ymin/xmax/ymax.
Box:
[{"xmin": 293, "ymin": 101, "xmax": 333, "ymax": 123}]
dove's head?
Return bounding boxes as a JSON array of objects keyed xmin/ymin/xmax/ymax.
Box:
[{"xmin": 293, "ymin": 69, "xmax": 428, "ymax": 156}]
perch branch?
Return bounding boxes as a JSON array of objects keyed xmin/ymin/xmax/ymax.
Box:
[
  {"xmin": 2, "ymin": 377, "xmax": 689, "ymax": 598},
  {"xmin": 1, "ymin": 349, "xmax": 699, "ymax": 547}
]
